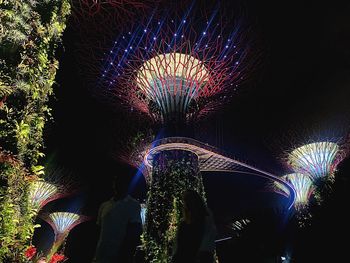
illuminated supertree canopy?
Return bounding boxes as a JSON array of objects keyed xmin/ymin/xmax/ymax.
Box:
[
  {"xmin": 275, "ymin": 173, "xmax": 314, "ymax": 210},
  {"xmin": 28, "ymin": 181, "xmax": 59, "ymax": 210},
  {"xmin": 95, "ymin": 9, "xmax": 258, "ymax": 123},
  {"xmin": 287, "ymin": 141, "xmax": 344, "ymax": 181},
  {"xmin": 43, "ymin": 212, "xmax": 88, "ymax": 261},
  {"xmin": 48, "ymin": 212, "xmax": 81, "ymax": 234}
]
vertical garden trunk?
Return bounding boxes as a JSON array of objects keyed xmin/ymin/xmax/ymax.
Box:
[{"xmin": 143, "ymin": 149, "xmax": 205, "ymax": 262}]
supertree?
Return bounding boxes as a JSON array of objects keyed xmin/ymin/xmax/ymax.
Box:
[
  {"xmin": 286, "ymin": 141, "xmax": 347, "ymax": 182},
  {"xmin": 96, "ymin": 12, "xmax": 258, "ymax": 126},
  {"xmin": 274, "ymin": 173, "xmax": 314, "ymax": 212},
  {"xmin": 28, "ymin": 181, "xmax": 60, "ymax": 211},
  {"xmin": 94, "ymin": 9, "xmax": 260, "ymax": 260},
  {"xmin": 75, "ymin": 3, "xmax": 294, "ymax": 261},
  {"xmin": 42, "ymin": 212, "xmax": 88, "ymax": 262}
]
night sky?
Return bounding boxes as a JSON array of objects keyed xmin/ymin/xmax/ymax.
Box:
[{"xmin": 34, "ymin": 0, "xmax": 350, "ymax": 262}]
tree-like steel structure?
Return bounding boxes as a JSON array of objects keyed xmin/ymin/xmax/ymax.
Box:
[
  {"xmin": 275, "ymin": 173, "xmax": 314, "ymax": 211},
  {"xmin": 28, "ymin": 181, "xmax": 59, "ymax": 211},
  {"xmin": 97, "ymin": 13, "xmax": 257, "ymax": 125},
  {"xmin": 42, "ymin": 212, "xmax": 88, "ymax": 262},
  {"xmin": 287, "ymin": 141, "xmax": 347, "ymax": 181}
]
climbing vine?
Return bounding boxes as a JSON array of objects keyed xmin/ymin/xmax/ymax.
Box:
[
  {"xmin": 0, "ymin": 0, "xmax": 70, "ymax": 261},
  {"xmin": 143, "ymin": 150, "xmax": 205, "ymax": 262}
]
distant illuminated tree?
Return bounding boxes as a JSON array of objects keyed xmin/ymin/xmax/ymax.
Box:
[
  {"xmin": 275, "ymin": 173, "xmax": 314, "ymax": 211},
  {"xmin": 43, "ymin": 212, "xmax": 88, "ymax": 262},
  {"xmin": 274, "ymin": 173, "xmax": 315, "ymax": 227},
  {"xmin": 287, "ymin": 142, "xmax": 343, "ymax": 181},
  {"xmin": 28, "ymin": 181, "xmax": 59, "ymax": 211}
]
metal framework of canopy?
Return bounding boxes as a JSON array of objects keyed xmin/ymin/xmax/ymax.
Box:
[{"xmin": 142, "ymin": 137, "xmax": 296, "ymax": 208}]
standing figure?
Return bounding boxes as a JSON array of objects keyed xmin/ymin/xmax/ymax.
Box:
[
  {"xmin": 172, "ymin": 190, "xmax": 217, "ymax": 263},
  {"xmin": 93, "ymin": 176, "xmax": 142, "ymax": 263}
]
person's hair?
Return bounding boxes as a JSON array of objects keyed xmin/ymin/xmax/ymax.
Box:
[{"xmin": 182, "ymin": 190, "xmax": 207, "ymax": 224}]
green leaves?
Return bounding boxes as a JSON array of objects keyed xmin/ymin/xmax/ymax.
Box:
[
  {"xmin": 0, "ymin": 0, "xmax": 71, "ymax": 261},
  {"xmin": 31, "ymin": 165, "xmax": 44, "ymax": 175},
  {"xmin": 15, "ymin": 120, "xmax": 30, "ymax": 141}
]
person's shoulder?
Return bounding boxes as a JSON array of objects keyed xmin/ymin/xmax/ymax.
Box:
[
  {"xmin": 100, "ymin": 199, "xmax": 114, "ymax": 208},
  {"xmin": 125, "ymin": 195, "xmax": 141, "ymax": 205}
]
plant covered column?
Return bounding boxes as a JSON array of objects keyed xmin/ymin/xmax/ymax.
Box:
[
  {"xmin": 143, "ymin": 150, "xmax": 205, "ymax": 263},
  {"xmin": 0, "ymin": 0, "xmax": 70, "ymax": 261}
]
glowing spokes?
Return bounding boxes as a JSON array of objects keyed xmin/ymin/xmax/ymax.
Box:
[
  {"xmin": 49, "ymin": 212, "xmax": 80, "ymax": 233},
  {"xmin": 288, "ymin": 142, "xmax": 339, "ymax": 180},
  {"xmin": 278, "ymin": 173, "xmax": 314, "ymax": 209},
  {"xmin": 136, "ymin": 53, "xmax": 209, "ymax": 119},
  {"xmin": 29, "ymin": 181, "xmax": 58, "ymax": 208}
]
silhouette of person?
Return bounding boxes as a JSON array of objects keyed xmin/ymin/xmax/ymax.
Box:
[
  {"xmin": 93, "ymin": 176, "xmax": 142, "ymax": 263},
  {"xmin": 172, "ymin": 190, "xmax": 217, "ymax": 263}
]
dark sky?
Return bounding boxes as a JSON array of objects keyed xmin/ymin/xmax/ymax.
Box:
[{"xmin": 37, "ymin": 0, "xmax": 350, "ymax": 262}]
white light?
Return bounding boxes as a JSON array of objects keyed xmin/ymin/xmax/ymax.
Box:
[
  {"xmin": 203, "ymin": 32, "xmax": 206, "ymax": 35},
  {"xmin": 29, "ymin": 181, "xmax": 58, "ymax": 208},
  {"xmin": 49, "ymin": 212, "xmax": 80, "ymax": 233}
]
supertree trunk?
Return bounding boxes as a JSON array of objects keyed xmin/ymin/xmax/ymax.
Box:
[{"xmin": 143, "ymin": 149, "xmax": 205, "ymax": 262}]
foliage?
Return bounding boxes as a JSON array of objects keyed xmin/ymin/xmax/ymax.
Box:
[
  {"xmin": 0, "ymin": 0, "xmax": 71, "ymax": 261},
  {"xmin": 142, "ymin": 150, "xmax": 205, "ymax": 262},
  {"xmin": 0, "ymin": 152, "xmax": 38, "ymax": 261}
]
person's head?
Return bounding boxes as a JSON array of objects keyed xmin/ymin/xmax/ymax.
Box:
[
  {"xmin": 182, "ymin": 190, "xmax": 207, "ymax": 224},
  {"xmin": 112, "ymin": 176, "xmax": 129, "ymax": 200}
]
